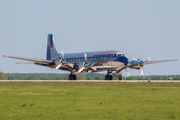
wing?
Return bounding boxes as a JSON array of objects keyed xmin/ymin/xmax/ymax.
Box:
[
  {"xmin": 3, "ymin": 55, "xmax": 51, "ymax": 64},
  {"xmin": 144, "ymin": 59, "xmax": 177, "ymax": 65},
  {"xmin": 3, "ymin": 55, "xmax": 74, "ymax": 71}
]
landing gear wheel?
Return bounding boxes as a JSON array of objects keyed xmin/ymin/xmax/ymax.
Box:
[
  {"xmin": 105, "ymin": 75, "xmax": 113, "ymax": 80},
  {"xmin": 72, "ymin": 74, "xmax": 76, "ymax": 80},
  {"xmin": 68, "ymin": 74, "xmax": 77, "ymax": 80},
  {"xmin": 118, "ymin": 74, "xmax": 122, "ymax": 80},
  {"xmin": 109, "ymin": 75, "xmax": 113, "ymax": 80},
  {"xmin": 105, "ymin": 75, "xmax": 108, "ymax": 80},
  {"xmin": 68, "ymin": 74, "xmax": 72, "ymax": 80}
]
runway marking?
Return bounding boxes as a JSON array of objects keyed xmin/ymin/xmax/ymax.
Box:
[{"xmin": 0, "ymin": 80, "xmax": 180, "ymax": 82}]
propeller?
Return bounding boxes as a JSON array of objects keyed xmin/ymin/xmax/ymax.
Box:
[
  {"xmin": 61, "ymin": 51, "xmax": 64, "ymax": 60},
  {"xmin": 78, "ymin": 53, "xmax": 89, "ymax": 73},
  {"xmin": 133, "ymin": 57, "xmax": 151, "ymax": 76},
  {"xmin": 55, "ymin": 51, "xmax": 65, "ymax": 70},
  {"xmin": 125, "ymin": 68, "xmax": 130, "ymax": 76},
  {"xmin": 141, "ymin": 67, "xmax": 144, "ymax": 76},
  {"xmin": 84, "ymin": 53, "xmax": 87, "ymax": 61},
  {"xmin": 55, "ymin": 63, "xmax": 62, "ymax": 69}
]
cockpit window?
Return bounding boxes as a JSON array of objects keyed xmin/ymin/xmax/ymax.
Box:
[{"xmin": 117, "ymin": 54, "xmax": 124, "ymax": 56}]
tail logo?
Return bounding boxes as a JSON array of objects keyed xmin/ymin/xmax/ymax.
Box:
[{"xmin": 48, "ymin": 44, "xmax": 53, "ymax": 49}]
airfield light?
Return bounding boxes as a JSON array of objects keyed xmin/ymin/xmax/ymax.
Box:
[
  {"xmin": 46, "ymin": 73, "xmax": 48, "ymax": 80},
  {"xmin": 10, "ymin": 73, "xmax": 11, "ymax": 80}
]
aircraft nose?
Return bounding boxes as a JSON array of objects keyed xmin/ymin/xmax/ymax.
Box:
[{"xmin": 124, "ymin": 57, "xmax": 129, "ymax": 65}]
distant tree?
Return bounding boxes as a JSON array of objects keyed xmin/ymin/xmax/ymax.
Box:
[
  {"xmin": 151, "ymin": 76, "xmax": 163, "ymax": 80},
  {"xmin": 63, "ymin": 74, "xmax": 69, "ymax": 80},
  {"xmin": 0, "ymin": 71, "xmax": 8, "ymax": 80},
  {"xmin": 75, "ymin": 73, "xmax": 85, "ymax": 80},
  {"xmin": 86, "ymin": 77, "xmax": 93, "ymax": 80},
  {"xmin": 112, "ymin": 72, "xmax": 119, "ymax": 80},
  {"xmin": 95, "ymin": 76, "xmax": 100, "ymax": 80}
]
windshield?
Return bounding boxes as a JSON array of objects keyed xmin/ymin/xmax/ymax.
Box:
[{"xmin": 117, "ymin": 54, "xmax": 124, "ymax": 56}]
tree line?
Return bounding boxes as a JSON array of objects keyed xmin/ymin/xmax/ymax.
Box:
[{"xmin": 0, "ymin": 71, "xmax": 179, "ymax": 80}]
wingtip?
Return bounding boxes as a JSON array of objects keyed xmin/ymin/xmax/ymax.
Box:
[
  {"xmin": 172, "ymin": 59, "xmax": 178, "ymax": 61},
  {"xmin": 2, "ymin": 55, "xmax": 8, "ymax": 57}
]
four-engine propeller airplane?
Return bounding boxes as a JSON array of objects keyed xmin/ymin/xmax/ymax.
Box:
[{"xmin": 3, "ymin": 34, "xmax": 177, "ymax": 80}]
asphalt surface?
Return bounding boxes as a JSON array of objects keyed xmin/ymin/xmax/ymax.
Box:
[{"xmin": 0, "ymin": 80, "xmax": 180, "ymax": 82}]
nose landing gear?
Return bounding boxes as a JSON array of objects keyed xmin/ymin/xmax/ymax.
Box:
[
  {"xmin": 105, "ymin": 71, "xmax": 123, "ymax": 80},
  {"xmin": 118, "ymin": 73, "xmax": 122, "ymax": 80}
]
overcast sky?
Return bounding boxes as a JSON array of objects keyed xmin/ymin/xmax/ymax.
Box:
[{"xmin": 0, "ymin": 0, "xmax": 179, "ymax": 76}]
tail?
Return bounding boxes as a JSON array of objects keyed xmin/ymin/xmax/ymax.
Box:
[{"xmin": 46, "ymin": 34, "xmax": 59, "ymax": 60}]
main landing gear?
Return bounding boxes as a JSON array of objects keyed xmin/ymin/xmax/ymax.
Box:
[
  {"xmin": 105, "ymin": 71, "xmax": 123, "ymax": 80},
  {"xmin": 68, "ymin": 72, "xmax": 76, "ymax": 80},
  {"xmin": 105, "ymin": 75, "xmax": 113, "ymax": 80},
  {"xmin": 105, "ymin": 71, "xmax": 113, "ymax": 80}
]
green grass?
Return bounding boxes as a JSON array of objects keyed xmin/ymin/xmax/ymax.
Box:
[{"xmin": 0, "ymin": 82, "xmax": 180, "ymax": 120}]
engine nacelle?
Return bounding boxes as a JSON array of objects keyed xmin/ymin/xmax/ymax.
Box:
[
  {"xmin": 54, "ymin": 58, "xmax": 66, "ymax": 65},
  {"xmin": 77, "ymin": 61, "xmax": 88, "ymax": 66},
  {"xmin": 128, "ymin": 60, "xmax": 142, "ymax": 69}
]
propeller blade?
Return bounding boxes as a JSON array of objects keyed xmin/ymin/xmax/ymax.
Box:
[
  {"xmin": 144, "ymin": 57, "xmax": 151, "ymax": 63},
  {"xmin": 133, "ymin": 58, "xmax": 139, "ymax": 62},
  {"xmin": 61, "ymin": 51, "xmax": 64, "ymax": 59},
  {"xmin": 78, "ymin": 67, "xmax": 85, "ymax": 73},
  {"xmin": 90, "ymin": 67, "xmax": 97, "ymax": 71},
  {"xmin": 84, "ymin": 53, "xmax": 87, "ymax": 61},
  {"xmin": 125, "ymin": 68, "xmax": 130, "ymax": 76},
  {"xmin": 55, "ymin": 64, "xmax": 62, "ymax": 70},
  {"xmin": 141, "ymin": 67, "xmax": 144, "ymax": 76}
]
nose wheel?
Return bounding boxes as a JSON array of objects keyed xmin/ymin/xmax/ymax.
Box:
[
  {"xmin": 118, "ymin": 73, "xmax": 122, "ymax": 80},
  {"xmin": 68, "ymin": 74, "xmax": 76, "ymax": 80}
]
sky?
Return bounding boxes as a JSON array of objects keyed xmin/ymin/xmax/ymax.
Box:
[{"xmin": 0, "ymin": 0, "xmax": 180, "ymax": 76}]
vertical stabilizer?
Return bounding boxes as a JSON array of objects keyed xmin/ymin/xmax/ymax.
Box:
[{"xmin": 46, "ymin": 34, "xmax": 59, "ymax": 60}]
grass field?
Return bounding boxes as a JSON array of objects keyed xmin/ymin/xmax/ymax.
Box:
[{"xmin": 0, "ymin": 82, "xmax": 180, "ymax": 120}]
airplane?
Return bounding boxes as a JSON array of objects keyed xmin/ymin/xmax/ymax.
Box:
[{"xmin": 3, "ymin": 34, "xmax": 177, "ymax": 80}]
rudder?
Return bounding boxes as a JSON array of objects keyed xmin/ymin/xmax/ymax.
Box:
[{"xmin": 46, "ymin": 34, "xmax": 59, "ymax": 60}]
